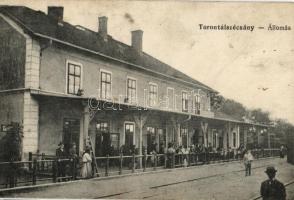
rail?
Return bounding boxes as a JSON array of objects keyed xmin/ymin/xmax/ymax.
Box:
[{"xmin": 0, "ymin": 148, "xmax": 280, "ymax": 190}]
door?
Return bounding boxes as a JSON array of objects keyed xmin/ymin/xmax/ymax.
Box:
[
  {"xmin": 212, "ymin": 130, "xmax": 217, "ymax": 148},
  {"xmin": 63, "ymin": 118, "xmax": 80, "ymax": 154},
  {"xmin": 125, "ymin": 123, "xmax": 135, "ymax": 152},
  {"xmin": 219, "ymin": 136, "xmax": 223, "ymax": 149},
  {"xmin": 192, "ymin": 129, "xmax": 199, "ymax": 145},
  {"xmin": 110, "ymin": 133, "xmax": 120, "ymax": 155},
  {"xmin": 147, "ymin": 127, "xmax": 156, "ymax": 153},
  {"xmin": 158, "ymin": 128, "xmax": 166, "ymax": 152},
  {"xmin": 181, "ymin": 127, "xmax": 188, "ymax": 148},
  {"xmin": 95, "ymin": 122, "xmax": 110, "ymax": 156}
]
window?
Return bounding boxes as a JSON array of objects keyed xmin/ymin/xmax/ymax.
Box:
[
  {"xmin": 181, "ymin": 127, "xmax": 188, "ymax": 148},
  {"xmin": 96, "ymin": 122, "xmax": 109, "ymax": 132},
  {"xmin": 182, "ymin": 91, "xmax": 188, "ymax": 112},
  {"xmin": 147, "ymin": 127, "xmax": 155, "ymax": 135},
  {"xmin": 127, "ymin": 78, "xmax": 137, "ymax": 104},
  {"xmin": 167, "ymin": 87, "xmax": 174, "ymax": 110},
  {"xmin": 101, "ymin": 71, "xmax": 111, "ymax": 99},
  {"xmin": 67, "ymin": 62, "xmax": 81, "ymax": 95},
  {"xmin": 149, "ymin": 83, "xmax": 158, "ymax": 107},
  {"xmin": 194, "ymin": 94, "xmax": 201, "ymax": 114},
  {"xmin": 124, "ymin": 122, "xmax": 135, "ymax": 149},
  {"xmin": 207, "ymin": 94, "xmax": 211, "ymax": 111}
]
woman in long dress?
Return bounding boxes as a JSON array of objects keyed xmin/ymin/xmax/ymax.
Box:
[{"xmin": 80, "ymin": 148, "xmax": 92, "ymax": 179}]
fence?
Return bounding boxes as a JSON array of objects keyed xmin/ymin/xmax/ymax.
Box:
[{"xmin": 0, "ymin": 149, "xmax": 280, "ymax": 189}]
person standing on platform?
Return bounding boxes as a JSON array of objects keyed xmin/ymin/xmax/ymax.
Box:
[
  {"xmin": 56, "ymin": 142, "xmax": 67, "ymax": 181},
  {"xmin": 243, "ymin": 149, "xmax": 254, "ymax": 176},
  {"xmin": 69, "ymin": 142, "xmax": 78, "ymax": 179},
  {"xmin": 166, "ymin": 143, "xmax": 175, "ymax": 168},
  {"xmin": 80, "ymin": 146, "xmax": 93, "ymax": 179},
  {"xmin": 260, "ymin": 166, "xmax": 286, "ymax": 200},
  {"xmin": 279, "ymin": 145, "xmax": 286, "ymax": 159},
  {"xmin": 69, "ymin": 142, "xmax": 78, "ymax": 159}
]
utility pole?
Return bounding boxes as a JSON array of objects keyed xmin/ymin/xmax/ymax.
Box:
[{"xmin": 268, "ymin": 131, "xmax": 271, "ymax": 149}]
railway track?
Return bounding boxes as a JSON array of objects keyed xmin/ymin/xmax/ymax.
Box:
[
  {"xmin": 94, "ymin": 162, "xmax": 283, "ymax": 199},
  {"xmin": 149, "ymin": 164, "xmax": 272, "ymax": 189}
]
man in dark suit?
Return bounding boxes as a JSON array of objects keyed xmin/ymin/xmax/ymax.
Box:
[
  {"xmin": 56, "ymin": 142, "xmax": 67, "ymax": 181},
  {"xmin": 260, "ymin": 166, "xmax": 286, "ymax": 200}
]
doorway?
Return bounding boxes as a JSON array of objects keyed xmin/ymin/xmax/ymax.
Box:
[
  {"xmin": 95, "ymin": 122, "xmax": 110, "ymax": 156},
  {"xmin": 63, "ymin": 118, "xmax": 80, "ymax": 154},
  {"xmin": 124, "ymin": 122, "xmax": 135, "ymax": 152}
]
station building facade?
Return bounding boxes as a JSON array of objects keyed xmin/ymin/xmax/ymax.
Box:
[{"xmin": 0, "ymin": 6, "xmax": 270, "ymax": 159}]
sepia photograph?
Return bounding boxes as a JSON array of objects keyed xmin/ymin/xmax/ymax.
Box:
[{"xmin": 0, "ymin": 0, "xmax": 293, "ymax": 199}]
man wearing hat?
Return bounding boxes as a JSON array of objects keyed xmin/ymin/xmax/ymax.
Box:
[
  {"xmin": 56, "ymin": 142, "xmax": 67, "ymax": 181},
  {"xmin": 260, "ymin": 166, "xmax": 286, "ymax": 200}
]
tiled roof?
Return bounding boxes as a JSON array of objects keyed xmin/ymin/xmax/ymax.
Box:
[{"xmin": 0, "ymin": 6, "xmax": 215, "ymax": 92}]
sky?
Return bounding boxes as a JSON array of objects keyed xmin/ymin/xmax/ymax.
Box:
[{"xmin": 1, "ymin": 0, "xmax": 294, "ymax": 124}]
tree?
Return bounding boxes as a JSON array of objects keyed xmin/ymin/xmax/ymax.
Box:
[
  {"xmin": 250, "ymin": 109, "xmax": 271, "ymax": 123},
  {"xmin": 272, "ymin": 119, "xmax": 294, "ymax": 147},
  {"xmin": 218, "ymin": 98, "xmax": 247, "ymax": 120},
  {"xmin": 210, "ymin": 93, "xmax": 225, "ymax": 111}
]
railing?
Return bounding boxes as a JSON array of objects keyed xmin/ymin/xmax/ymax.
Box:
[
  {"xmin": 0, "ymin": 158, "xmax": 78, "ymax": 189},
  {"xmin": 0, "ymin": 149, "xmax": 280, "ymax": 189}
]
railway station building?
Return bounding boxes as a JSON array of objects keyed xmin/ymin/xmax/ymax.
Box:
[{"xmin": 0, "ymin": 6, "xmax": 270, "ymax": 160}]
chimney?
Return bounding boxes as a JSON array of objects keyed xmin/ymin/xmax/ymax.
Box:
[
  {"xmin": 131, "ymin": 30, "xmax": 143, "ymax": 52},
  {"xmin": 98, "ymin": 16, "xmax": 108, "ymax": 41},
  {"xmin": 47, "ymin": 6, "xmax": 64, "ymax": 21}
]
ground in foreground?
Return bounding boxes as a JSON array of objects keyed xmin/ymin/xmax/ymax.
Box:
[{"xmin": 1, "ymin": 158, "xmax": 294, "ymax": 200}]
